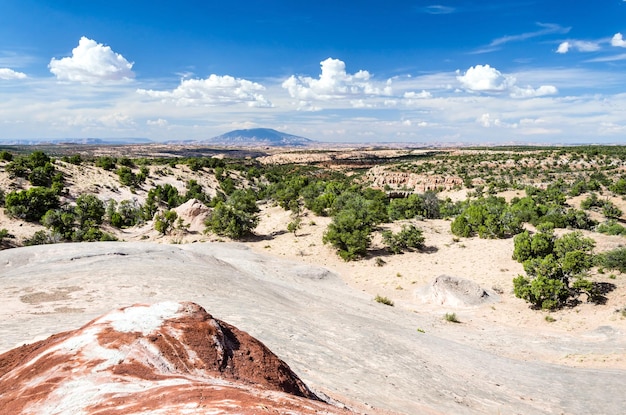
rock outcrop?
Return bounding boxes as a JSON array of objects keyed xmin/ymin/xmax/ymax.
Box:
[
  {"xmin": 366, "ymin": 166, "xmax": 463, "ymax": 193},
  {"xmin": 0, "ymin": 302, "xmax": 351, "ymax": 414},
  {"xmin": 416, "ymin": 275, "xmax": 498, "ymax": 307},
  {"xmin": 172, "ymin": 198, "xmax": 210, "ymax": 233}
]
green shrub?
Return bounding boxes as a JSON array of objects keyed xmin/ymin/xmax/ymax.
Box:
[
  {"xmin": 374, "ymin": 295, "xmax": 394, "ymax": 306},
  {"xmin": 116, "ymin": 166, "xmax": 146, "ymax": 187},
  {"xmin": 0, "ymin": 150, "xmax": 13, "ymax": 161},
  {"xmin": 602, "ymin": 202, "xmax": 623, "ymax": 219},
  {"xmin": 62, "ymin": 154, "xmax": 83, "ymax": 165},
  {"xmin": 444, "ymin": 312, "xmax": 460, "ymax": 323},
  {"xmin": 184, "ymin": 180, "xmax": 210, "ymax": 204},
  {"xmin": 595, "ymin": 247, "xmax": 626, "ymax": 273},
  {"xmin": 41, "ymin": 209, "xmax": 76, "ymax": 239},
  {"xmin": 5, "ymin": 151, "xmax": 62, "ymax": 187},
  {"xmin": 581, "ymin": 193, "xmax": 603, "ymax": 210},
  {"xmin": 387, "ymin": 193, "xmax": 440, "ymax": 220},
  {"xmin": 109, "ymin": 199, "xmax": 142, "ymax": 228},
  {"xmin": 4, "ymin": 187, "xmax": 60, "ymax": 222},
  {"xmin": 513, "ymin": 231, "xmax": 597, "ymax": 310},
  {"xmin": 205, "ymin": 189, "xmax": 259, "ymax": 239},
  {"xmin": 75, "ymin": 194, "xmax": 105, "ymax": 227},
  {"xmin": 451, "ymin": 196, "xmax": 521, "ymax": 239},
  {"xmin": 382, "ymin": 224, "xmax": 425, "ymax": 254},
  {"xmin": 597, "ymin": 220, "xmax": 626, "ymax": 236},
  {"xmin": 23, "ymin": 230, "xmax": 62, "ymax": 246},
  {"xmin": 147, "ymin": 184, "xmax": 182, "ymax": 208},
  {"xmin": 610, "ymin": 178, "xmax": 626, "ymax": 195},
  {"xmin": 323, "ymin": 192, "xmax": 387, "ymax": 260},
  {"xmin": 95, "ymin": 156, "xmax": 116, "ymax": 170}
]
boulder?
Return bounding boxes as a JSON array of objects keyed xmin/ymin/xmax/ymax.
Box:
[
  {"xmin": 416, "ymin": 275, "xmax": 498, "ymax": 307},
  {"xmin": 172, "ymin": 198, "xmax": 210, "ymax": 233}
]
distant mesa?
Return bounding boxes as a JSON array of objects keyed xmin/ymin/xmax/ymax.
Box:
[
  {"xmin": 206, "ymin": 128, "xmax": 315, "ymax": 147},
  {"xmin": 0, "ymin": 301, "xmax": 352, "ymax": 414}
]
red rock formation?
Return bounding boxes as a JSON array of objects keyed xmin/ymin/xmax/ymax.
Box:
[{"xmin": 0, "ymin": 302, "xmax": 352, "ymax": 414}]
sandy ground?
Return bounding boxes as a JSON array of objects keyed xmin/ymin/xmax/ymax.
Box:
[{"xmin": 247, "ymin": 204, "xmax": 626, "ymax": 369}]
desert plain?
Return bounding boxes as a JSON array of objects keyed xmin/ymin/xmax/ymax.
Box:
[{"xmin": 0, "ymin": 144, "xmax": 625, "ymax": 414}]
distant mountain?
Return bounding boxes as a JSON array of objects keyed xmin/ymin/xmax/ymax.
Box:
[
  {"xmin": 0, "ymin": 138, "xmax": 153, "ymax": 146},
  {"xmin": 206, "ymin": 128, "xmax": 314, "ymax": 147}
]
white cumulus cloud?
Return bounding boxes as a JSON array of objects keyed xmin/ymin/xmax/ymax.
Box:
[
  {"xmin": 137, "ymin": 75, "xmax": 272, "ymax": 107},
  {"xmin": 457, "ymin": 64, "xmax": 557, "ymax": 99},
  {"xmin": 456, "ymin": 64, "xmax": 513, "ymax": 92},
  {"xmin": 612, "ymin": 33, "xmax": 626, "ymax": 47},
  {"xmin": 49, "ymin": 37, "xmax": 134, "ymax": 83},
  {"xmin": 282, "ymin": 58, "xmax": 392, "ymax": 101},
  {"xmin": 0, "ymin": 68, "xmax": 27, "ymax": 80}
]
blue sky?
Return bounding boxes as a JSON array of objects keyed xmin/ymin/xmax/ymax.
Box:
[{"xmin": 1, "ymin": 0, "xmax": 626, "ymax": 144}]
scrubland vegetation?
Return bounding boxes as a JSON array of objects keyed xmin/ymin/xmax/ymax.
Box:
[{"xmin": 0, "ymin": 144, "xmax": 624, "ymax": 310}]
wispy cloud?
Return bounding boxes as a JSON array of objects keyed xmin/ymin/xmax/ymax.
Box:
[
  {"xmin": 418, "ymin": 5, "xmax": 456, "ymax": 15},
  {"xmin": 585, "ymin": 53, "xmax": 626, "ymax": 63},
  {"xmin": 489, "ymin": 23, "xmax": 570, "ymax": 47},
  {"xmin": 0, "ymin": 51, "xmax": 38, "ymax": 69}
]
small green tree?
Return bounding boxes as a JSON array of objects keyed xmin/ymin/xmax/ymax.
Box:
[
  {"xmin": 323, "ymin": 210, "xmax": 371, "ymax": 260},
  {"xmin": 205, "ymin": 189, "xmax": 260, "ymax": 239},
  {"xmin": 75, "ymin": 194, "xmax": 105, "ymax": 228},
  {"xmin": 109, "ymin": 199, "xmax": 142, "ymax": 228},
  {"xmin": 154, "ymin": 210, "xmax": 178, "ymax": 235},
  {"xmin": 323, "ymin": 193, "xmax": 385, "ymax": 261},
  {"xmin": 513, "ymin": 231, "xmax": 597, "ymax": 309},
  {"xmin": 28, "ymin": 162, "xmax": 56, "ymax": 186},
  {"xmin": 41, "ymin": 209, "xmax": 76, "ymax": 240}
]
